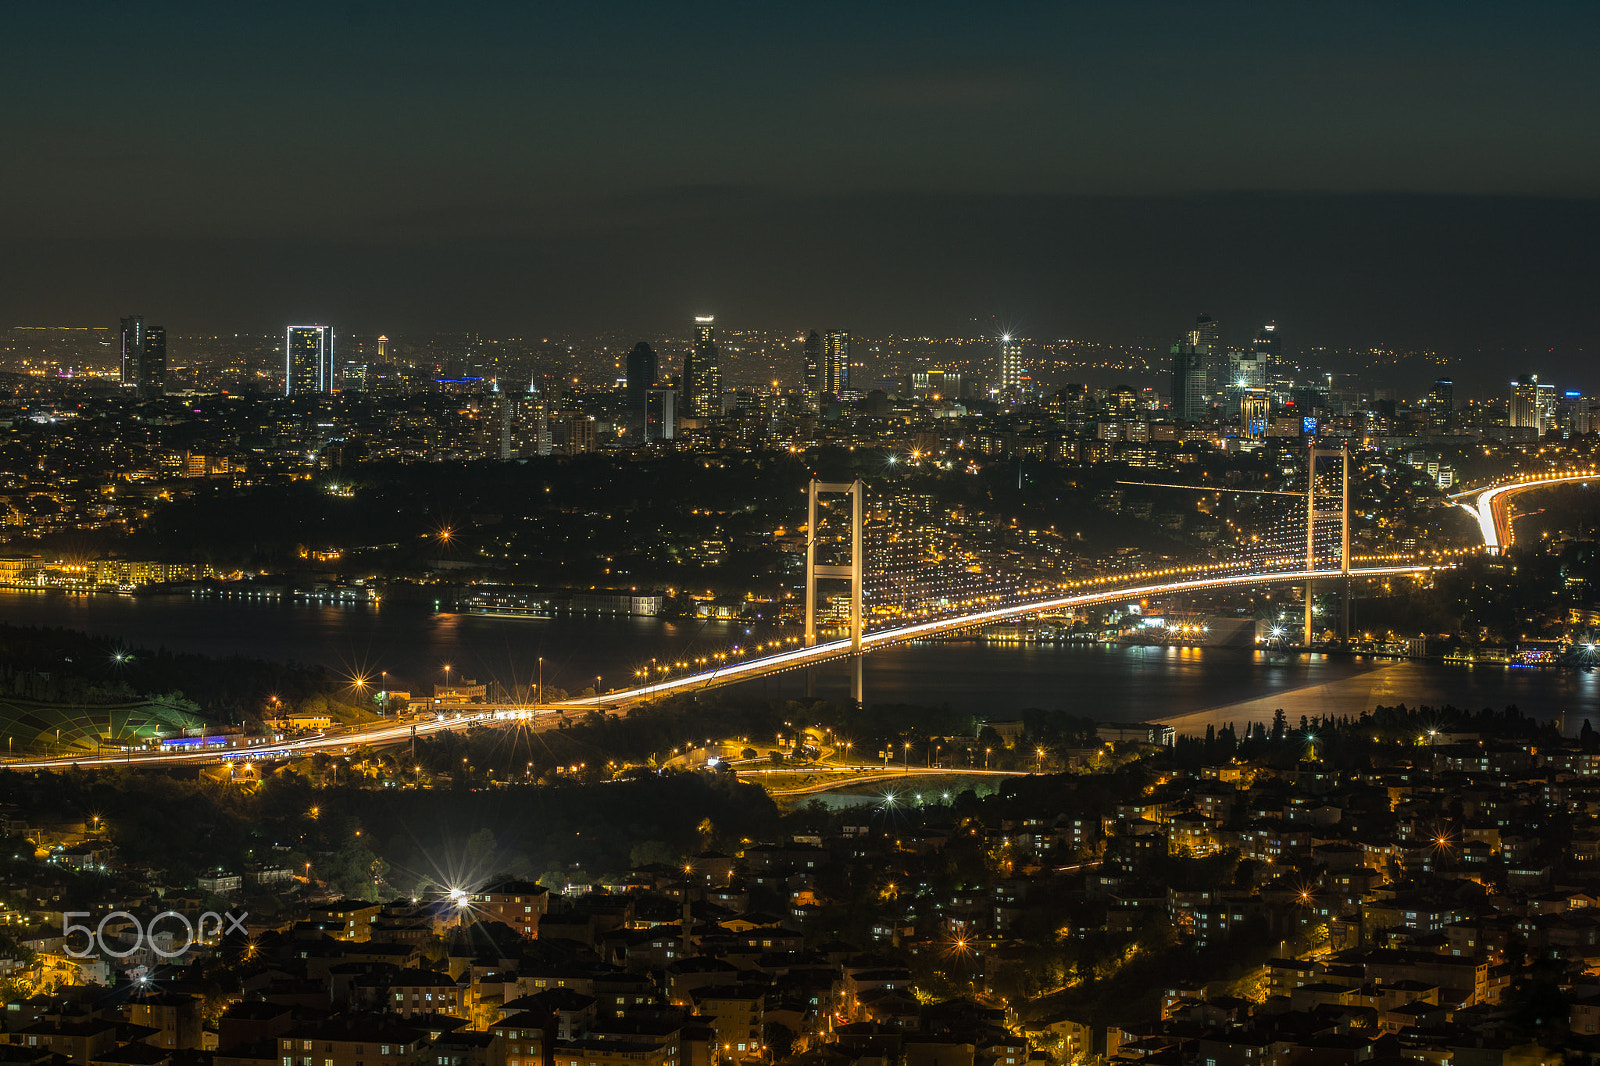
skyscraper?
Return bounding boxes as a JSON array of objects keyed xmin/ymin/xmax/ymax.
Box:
[
  {"xmin": 1510, "ymin": 374, "xmax": 1556, "ymax": 432},
  {"xmin": 682, "ymin": 315, "xmax": 722, "ymax": 418},
  {"xmin": 1171, "ymin": 314, "xmax": 1217, "ymax": 422},
  {"xmin": 119, "ymin": 316, "xmax": 167, "ymax": 396},
  {"xmin": 802, "ymin": 331, "xmax": 823, "ymax": 411},
  {"xmin": 626, "ymin": 341, "xmax": 658, "ymax": 439},
  {"xmin": 1228, "ymin": 349, "xmax": 1268, "ymax": 389},
  {"xmin": 341, "ymin": 360, "xmax": 367, "ymax": 392},
  {"xmin": 119, "ymin": 316, "xmax": 144, "ymax": 389},
  {"xmin": 1241, "ymin": 389, "xmax": 1271, "ymax": 438},
  {"xmin": 647, "ymin": 388, "xmax": 677, "ymax": 441},
  {"xmin": 997, "ymin": 334, "xmax": 1023, "ymax": 398},
  {"xmin": 823, "ymin": 331, "xmax": 850, "ymax": 398},
  {"xmin": 285, "ymin": 325, "xmax": 334, "ymax": 396},
  {"xmin": 1249, "ymin": 321, "xmax": 1279, "ymax": 373}
]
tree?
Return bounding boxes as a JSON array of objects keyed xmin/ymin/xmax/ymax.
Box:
[
  {"xmin": 629, "ymin": 840, "xmax": 677, "ymax": 868},
  {"xmin": 763, "ymin": 1022, "xmax": 794, "ymax": 1060},
  {"xmin": 465, "ymin": 828, "xmax": 496, "ymax": 872}
]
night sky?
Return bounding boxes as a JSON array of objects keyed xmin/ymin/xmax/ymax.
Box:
[{"xmin": 5, "ymin": 1, "xmax": 1598, "ymax": 380}]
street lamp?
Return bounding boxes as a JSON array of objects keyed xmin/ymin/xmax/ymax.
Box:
[{"xmin": 537, "ymin": 657, "xmax": 544, "ymax": 704}]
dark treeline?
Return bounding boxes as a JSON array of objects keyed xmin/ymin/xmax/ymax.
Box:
[
  {"xmin": 0, "ymin": 623, "xmax": 368, "ymax": 725},
  {"xmin": 0, "ymin": 762, "xmax": 779, "ymax": 906},
  {"xmin": 1172, "ymin": 702, "xmax": 1566, "ymax": 770}
]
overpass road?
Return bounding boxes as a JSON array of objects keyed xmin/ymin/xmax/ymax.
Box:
[{"xmin": 1451, "ymin": 470, "xmax": 1596, "ymax": 553}]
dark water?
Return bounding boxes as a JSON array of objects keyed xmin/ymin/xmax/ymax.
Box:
[{"xmin": 3, "ymin": 590, "xmax": 1597, "ymax": 735}]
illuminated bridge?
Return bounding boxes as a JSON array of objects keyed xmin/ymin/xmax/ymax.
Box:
[
  {"xmin": 7, "ymin": 469, "xmax": 1596, "ymax": 770},
  {"xmin": 559, "ymin": 465, "xmax": 1596, "ymax": 709},
  {"xmin": 555, "ymin": 563, "xmax": 1439, "ymax": 712}
]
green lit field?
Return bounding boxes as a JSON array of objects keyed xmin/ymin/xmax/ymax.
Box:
[{"xmin": 0, "ymin": 696, "xmax": 209, "ymax": 755}]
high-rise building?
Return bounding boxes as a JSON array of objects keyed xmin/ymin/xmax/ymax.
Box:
[
  {"xmin": 377, "ymin": 335, "xmax": 388, "ymax": 358},
  {"xmin": 558, "ymin": 414, "xmax": 597, "ymax": 456},
  {"xmin": 1241, "ymin": 388, "xmax": 1271, "ymax": 438},
  {"xmin": 647, "ymin": 388, "xmax": 677, "ymax": 441},
  {"xmin": 1562, "ymin": 393, "xmax": 1597, "ymax": 436},
  {"xmin": 626, "ymin": 341, "xmax": 658, "ymax": 440},
  {"xmin": 823, "ymin": 331, "xmax": 850, "ymax": 398},
  {"xmin": 682, "ymin": 315, "xmax": 722, "ymax": 419},
  {"xmin": 1428, "ymin": 379, "xmax": 1455, "ymax": 413},
  {"xmin": 494, "ymin": 391, "xmax": 550, "ymax": 458},
  {"xmin": 341, "ymin": 361, "xmax": 367, "ymax": 392},
  {"xmin": 119, "ymin": 316, "xmax": 144, "ymax": 389},
  {"xmin": 1249, "ymin": 321, "xmax": 1279, "ymax": 373},
  {"xmin": 802, "ymin": 331, "xmax": 823, "ymax": 411},
  {"xmin": 1188, "ymin": 314, "xmax": 1220, "ymax": 357},
  {"xmin": 143, "ymin": 327, "xmax": 166, "ymax": 396},
  {"xmin": 908, "ymin": 369, "xmax": 966, "ymax": 403},
  {"xmin": 1509, "ymin": 374, "xmax": 1556, "ymax": 432},
  {"xmin": 1171, "ymin": 314, "xmax": 1217, "ymax": 422},
  {"xmin": 997, "ymin": 334, "xmax": 1024, "ymax": 398},
  {"xmin": 285, "ymin": 325, "xmax": 334, "ymax": 396},
  {"xmin": 1171, "ymin": 346, "xmax": 1206, "ymax": 422},
  {"xmin": 119, "ymin": 316, "xmax": 167, "ymax": 396},
  {"xmin": 1047, "ymin": 383, "xmax": 1091, "ymax": 429},
  {"xmin": 1228, "ymin": 349, "xmax": 1268, "ymax": 389}
]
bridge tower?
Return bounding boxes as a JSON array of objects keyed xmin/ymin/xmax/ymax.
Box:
[
  {"xmin": 1303, "ymin": 441, "xmax": 1351, "ymax": 646},
  {"xmin": 805, "ymin": 478, "xmax": 865, "ymax": 703}
]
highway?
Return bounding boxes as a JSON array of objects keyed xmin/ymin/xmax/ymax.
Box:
[
  {"xmin": 0, "ymin": 709, "xmax": 515, "ymax": 771},
  {"xmin": 754, "ymin": 767, "xmax": 1037, "ymax": 797},
  {"xmin": 1451, "ymin": 471, "xmax": 1597, "ymax": 553}
]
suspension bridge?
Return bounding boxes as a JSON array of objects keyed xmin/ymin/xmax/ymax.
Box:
[
  {"xmin": 5, "ymin": 460, "xmax": 1594, "ymax": 769},
  {"xmin": 559, "ymin": 455, "xmax": 1596, "ymax": 710}
]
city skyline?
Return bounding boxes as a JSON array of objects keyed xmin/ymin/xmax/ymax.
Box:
[
  {"xmin": 3, "ymin": 4, "xmax": 1598, "ymax": 374},
  {"xmin": 8, "ymin": 316, "xmax": 1597, "ymax": 403}
]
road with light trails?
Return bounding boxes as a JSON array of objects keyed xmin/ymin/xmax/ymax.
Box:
[
  {"xmin": 757, "ymin": 767, "xmax": 1036, "ymax": 798},
  {"xmin": 0, "ymin": 710, "xmax": 519, "ymax": 771},
  {"xmin": 4, "ymin": 564, "xmax": 1440, "ymax": 771},
  {"xmin": 1450, "ymin": 471, "xmax": 1597, "ymax": 553}
]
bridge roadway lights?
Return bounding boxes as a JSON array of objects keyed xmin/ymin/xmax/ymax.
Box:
[{"xmin": 541, "ymin": 564, "xmax": 1442, "ymax": 713}]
